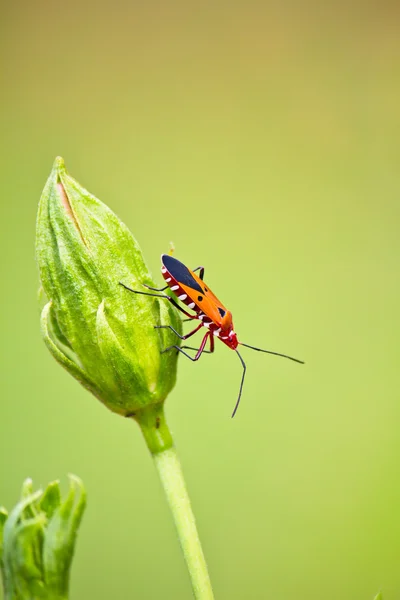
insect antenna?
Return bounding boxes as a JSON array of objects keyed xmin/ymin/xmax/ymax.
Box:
[
  {"xmin": 239, "ymin": 343, "xmax": 304, "ymax": 364},
  {"xmin": 232, "ymin": 350, "xmax": 247, "ymax": 418}
]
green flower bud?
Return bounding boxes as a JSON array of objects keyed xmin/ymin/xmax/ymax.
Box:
[
  {"xmin": 0, "ymin": 476, "xmax": 86, "ymax": 600},
  {"xmin": 36, "ymin": 158, "xmax": 182, "ymax": 420}
]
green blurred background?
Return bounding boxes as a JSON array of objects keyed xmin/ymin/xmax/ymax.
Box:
[{"xmin": 1, "ymin": 1, "xmax": 400, "ymax": 598}]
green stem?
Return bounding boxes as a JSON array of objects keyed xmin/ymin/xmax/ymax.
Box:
[{"xmin": 135, "ymin": 404, "xmax": 214, "ymax": 600}]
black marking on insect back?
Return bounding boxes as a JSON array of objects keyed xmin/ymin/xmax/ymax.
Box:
[
  {"xmin": 218, "ymin": 307, "xmax": 226, "ymax": 317},
  {"xmin": 197, "ymin": 295, "xmax": 203, "ymax": 302},
  {"xmin": 162, "ymin": 255, "xmax": 204, "ymax": 294}
]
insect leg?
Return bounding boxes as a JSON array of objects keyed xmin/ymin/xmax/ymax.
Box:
[
  {"xmin": 179, "ymin": 347, "xmax": 213, "ymax": 354},
  {"xmin": 181, "ymin": 333, "xmax": 214, "ymax": 354},
  {"xmin": 209, "ymin": 333, "xmax": 215, "ymax": 352},
  {"xmin": 143, "ymin": 283, "xmax": 169, "ymax": 292},
  {"xmin": 231, "ymin": 351, "xmax": 247, "ymax": 418},
  {"xmin": 119, "ymin": 282, "xmax": 194, "ymax": 318},
  {"xmin": 154, "ymin": 323, "xmax": 203, "ymax": 340},
  {"xmin": 192, "ymin": 266, "xmax": 205, "ymax": 280},
  {"xmin": 162, "ymin": 331, "xmax": 211, "ymax": 361}
]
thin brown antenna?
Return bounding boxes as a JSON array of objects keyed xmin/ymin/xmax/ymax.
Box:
[{"xmin": 239, "ymin": 343, "xmax": 304, "ymax": 364}]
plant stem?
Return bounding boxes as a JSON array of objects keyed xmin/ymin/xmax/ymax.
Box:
[
  {"xmin": 153, "ymin": 448, "xmax": 214, "ymax": 599},
  {"xmin": 135, "ymin": 404, "xmax": 214, "ymax": 600}
]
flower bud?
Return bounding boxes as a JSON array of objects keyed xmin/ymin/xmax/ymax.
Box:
[
  {"xmin": 36, "ymin": 158, "xmax": 182, "ymax": 418},
  {"xmin": 0, "ymin": 476, "xmax": 86, "ymax": 599}
]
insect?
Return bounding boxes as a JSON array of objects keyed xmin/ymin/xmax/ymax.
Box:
[{"xmin": 120, "ymin": 254, "xmax": 304, "ymax": 417}]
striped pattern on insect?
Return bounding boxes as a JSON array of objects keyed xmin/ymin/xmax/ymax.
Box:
[{"xmin": 120, "ymin": 254, "xmax": 304, "ymax": 417}]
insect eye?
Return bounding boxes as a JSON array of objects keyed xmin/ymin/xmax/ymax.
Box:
[{"xmin": 197, "ymin": 295, "xmax": 203, "ymax": 302}]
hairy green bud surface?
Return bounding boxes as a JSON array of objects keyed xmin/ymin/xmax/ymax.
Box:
[
  {"xmin": 0, "ymin": 476, "xmax": 86, "ymax": 600},
  {"xmin": 36, "ymin": 158, "xmax": 182, "ymax": 418}
]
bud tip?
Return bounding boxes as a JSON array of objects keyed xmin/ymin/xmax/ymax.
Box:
[{"xmin": 52, "ymin": 156, "xmax": 66, "ymax": 176}]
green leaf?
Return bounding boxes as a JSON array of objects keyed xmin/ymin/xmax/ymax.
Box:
[
  {"xmin": 42, "ymin": 475, "xmax": 86, "ymax": 595},
  {"xmin": 39, "ymin": 481, "xmax": 61, "ymax": 521},
  {"xmin": 0, "ymin": 506, "xmax": 8, "ymax": 565},
  {"xmin": 0, "ymin": 477, "xmax": 86, "ymax": 600}
]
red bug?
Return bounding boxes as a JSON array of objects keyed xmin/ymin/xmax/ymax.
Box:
[{"xmin": 120, "ymin": 254, "xmax": 304, "ymax": 417}]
